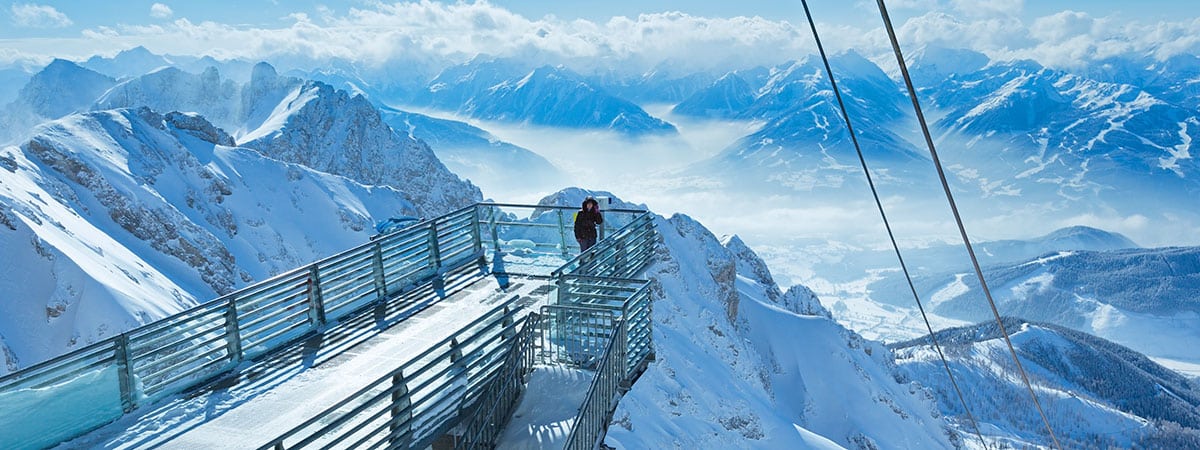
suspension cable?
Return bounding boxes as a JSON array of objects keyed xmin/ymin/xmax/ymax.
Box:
[
  {"xmin": 796, "ymin": 2, "xmax": 988, "ymax": 448},
  {"xmin": 871, "ymin": 1, "xmax": 1063, "ymax": 449}
]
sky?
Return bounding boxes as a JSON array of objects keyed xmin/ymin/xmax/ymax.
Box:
[{"xmin": 1, "ymin": 0, "xmax": 1198, "ymax": 72}]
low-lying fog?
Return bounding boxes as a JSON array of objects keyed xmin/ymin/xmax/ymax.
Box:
[{"xmin": 412, "ymin": 105, "xmax": 1200, "ymax": 344}]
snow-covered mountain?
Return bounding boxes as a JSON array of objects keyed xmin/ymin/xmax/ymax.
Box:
[
  {"xmin": 237, "ymin": 65, "xmax": 481, "ymax": 216},
  {"xmin": 588, "ymin": 66, "xmax": 718, "ymax": 104},
  {"xmin": 868, "ymin": 245, "xmax": 1200, "ymax": 372},
  {"xmin": 418, "ymin": 58, "xmax": 677, "ymax": 136},
  {"xmin": 94, "ymin": 62, "xmax": 481, "ymax": 216},
  {"xmin": 526, "ymin": 190, "xmax": 957, "ymax": 448},
  {"xmin": 0, "ymin": 107, "xmax": 420, "ymax": 375},
  {"xmin": 82, "ymin": 46, "xmax": 173, "ymax": 80},
  {"xmin": 893, "ymin": 318, "xmax": 1200, "ymax": 448},
  {"xmin": 1085, "ymin": 53, "xmax": 1200, "ymax": 113},
  {"xmin": 816, "ymin": 225, "xmax": 1138, "ymax": 285},
  {"xmin": 94, "ymin": 66, "xmax": 240, "ymax": 126},
  {"xmin": 912, "ymin": 49, "xmax": 1200, "ymax": 211},
  {"xmin": 0, "ymin": 60, "xmax": 116, "ymax": 144},
  {"xmin": 667, "ymin": 51, "xmax": 929, "ymax": 195},
  {"xmin": 378, "ymin": 106, "xmax": 567, "ymax": 193}
]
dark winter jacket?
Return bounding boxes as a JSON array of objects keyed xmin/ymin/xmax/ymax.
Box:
[{"xmin": 573, "ymin": 199, "xmax": 604, "ymax": 240}]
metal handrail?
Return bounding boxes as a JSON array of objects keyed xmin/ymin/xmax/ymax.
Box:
[
  {"xmin": 258, "ymin": 298, "xmax": 525, "ymax": 449},
  {"xmin": 0, "ymin": 201, "xmax": 659, "ymax": 450},
  {"xmin": 456, "ymin": 312, "xmax": 541, "ymax": 450},
  {"xmin": 562, "ymin": 318, "xmax": 628, "ymax": 450},
  {"xmin": 0, "ymin": 203, "xmax": 490, "ymax": 450}
]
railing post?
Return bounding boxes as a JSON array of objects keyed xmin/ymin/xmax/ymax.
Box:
[
  {"xmin": 307, "ymin": 265, "xmax": 327, "ymax": 327},
  {"xmin": 557, "ymin": 209, "xmax": 570, "ymax": 257},
  {"xmin": 389, "ymin": 371, "xmax": 412, "ymax": 448},
  {"xmin": 488, "ymin": 206, "xmax": 500, "ymax": 252},
  {"xmin": 224, "ymin": 296, "xmax": 243, "ymax": 365},
  {"xmin": 501, "ymin": 307, "xmax": 515, "ymax": 339},
  {"xmin": 428, "ymin": 221, "xmax": 442, "ymax": 272},
  {"xmin": 114, "ymin": 333, "xmax": 137, "ymax": 412},
  {"xmin": 470, "ymin": 204, "xmax": 483, "ymax": 256},
  {"xmin": 449, "ymin": 337, "xmax": 464, "ymax": 368},
  {"xmin": 372, "ymin": 241, "xmax": 388, "ymax": 300}
]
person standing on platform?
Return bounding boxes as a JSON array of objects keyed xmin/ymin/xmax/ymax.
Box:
[{"xmin": 573, "ymin": 196, "xmax": 604, "ymax": 252}]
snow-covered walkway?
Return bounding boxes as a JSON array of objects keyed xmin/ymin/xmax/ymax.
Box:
[
  {"xmin": 59, "ymin": 266, "xmax": 551, "ymax": 449},
  {"xmin": 495, "ymin": 365, "xmax": 592, "ymax": 449}
]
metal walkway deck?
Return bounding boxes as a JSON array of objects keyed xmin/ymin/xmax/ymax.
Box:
[
  {"xmin": 0, "ymin": 202, "xmax": 657, "ymax": 450},
  {"xmin": 64, "ymin": 266, "xmax": 546, "ymax": 449}
]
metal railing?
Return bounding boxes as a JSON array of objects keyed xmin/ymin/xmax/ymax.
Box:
[
  {"xmin": 555, "ymin": 276, "xmax": 653, "ymax": 377},
  {"xmin": 258, "ymin": 299, "xmax": 527, "ymax": 450},
  {"xmin": 475, "ymin": 203, "xmax": 649, "ymax": 276},
  {"xmin": 0, "ymin": 201, "xmax": 658, "ymax": 450},
  {"xmin": 455, "ymin": 312, "xmax": 541, "ymax": 450},
  {"xmin": 552, "ymin": 211, "xmax": 655, "ymax": 280},
  {"xmin": 0, "ymin": 203, "xmax": 483, "ymax": 450},
  {"xmin": 537, "ymin": 305, "xmax": 618, "ymax": 369},
  {"xmin": 562, "ymin": 319, "xmax": 628, "ymax": 450}
]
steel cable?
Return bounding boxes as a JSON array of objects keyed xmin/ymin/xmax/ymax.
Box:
[
  {"xmin": 796, "ymin": 1, "xmax": 989, "ymax": 448},
  {"xmin": 872, "ymin": 1, "xmax": 1064, "ymax": 448}
]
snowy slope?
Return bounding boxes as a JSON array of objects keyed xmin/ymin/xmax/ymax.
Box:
[
  {"xmin": 12, "ymin": 59, "xmax": 116, "ymax": 119},
  {"xmin": 93, "ymin": 62, "xmax": 481, "ymax": 216},
  {"xmin": 673, "ymin": 52, "xmax": 928, "ymax": 193},
  {"xmin": 870, "ymin": 246, "xmax": 1200, "ymax": 371},
  {"xmin": 0, "ymin": 107, "xmax": 419, "ymax": 375},
  {"xmin": 378, "ymin": 106, "xmax": 567, "ymax": 192},
  {"xmin": 893, "ymin": 318, "xmax": 1200, "ymax": 448},
  {"xmin": 420, "ymin": 59, "xmax": 677, "ymax": 136},
  {"xmin": 605, "ymin": 212, "xmax": 958, "ymax": 449},
  {"xmin": 0, "ymin": 60, "xmax": 116, "ymax": 144},
  {"xmin": 93, "ymin": 66, "xmax": 240, "ymax": 127}
]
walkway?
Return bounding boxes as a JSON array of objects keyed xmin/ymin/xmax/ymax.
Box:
[{"xmin": 59, "ymin": 265, "xmax": 550, "ymax": 449}]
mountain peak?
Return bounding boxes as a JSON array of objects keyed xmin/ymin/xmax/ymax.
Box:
[
  {"xmin": 16, "ymin": 59, "xmax": 115, "ymax": 118},
  {"xmin": 909, "ymin": 45, "xmax": 990, "ymax": 77},
  {"xmin": 250, "ymin": 61, "xmax": 279, "ymax": 84}
]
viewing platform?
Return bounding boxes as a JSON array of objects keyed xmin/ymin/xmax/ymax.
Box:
[{"xmin": 0, "ymin": 202, "xmax": 658, "ymax": 450}]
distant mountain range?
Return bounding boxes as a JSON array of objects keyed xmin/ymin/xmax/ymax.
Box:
[
  {"xmin": 893, "ymin": 318, "xmax": 1200, "ymax": 448},
  {"xmin": 415, "ymin": 58, "xmax": 677, "ymax": 136}
]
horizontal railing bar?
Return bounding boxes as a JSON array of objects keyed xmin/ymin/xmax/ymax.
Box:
[
  {"xmin": 0, "ymin": 337, "xmax": 122, "ymax": 387},
  {"xmin": 140, "ymin": 344, "xmax": 230, "ymax": 393},
  {"xmin": 315, "ymin": 261, "xmax": 374, "ymax": 286},
  {"xmin": 559, "ymin": 274, "xmax": 649, "ymax": 284},
  {"xmin": 317, "ymin": 271, "xmax": 374, "ymax": 299},
  {"xmin": 322, "ymin": 291, "xmax": 376, "ymax": 318},
  {"xmin": 127, "ymin": 301, "xmax": 228, "ymax": 339},
  {"xmin": 238, "ymin": 297, "xmax": 308, "ymax": 332},
  {"xmin": 477, "ymin": 202, "xmax": 648, "ymax": 215},
  {"xmin": 130, "ymin": 319, "xmax": 226, "ymax": 356},
  {"xmin": 6, "ymin": 357, "xmax": 115, "ymax": 392},
  {"xmin": 378, "ymin": 233, "xmax": 428, "ymax": 254},
  {"xmin": 132, "ymin": 338, "xmax": 228, "ymax": 379},
  {"xmin": 240, "ymin": 311, "xmax": 310, "ymax": 347},
  {"xmin": 236, "ymin": 284, "xmax": 309, "ymax": 316}
]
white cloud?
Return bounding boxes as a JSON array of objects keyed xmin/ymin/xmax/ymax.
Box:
[
  {"xmin": 10, "ymin": 3, "xmax": 73, "ymax": 28},
  {"xmin": 950, "ymin": 0, "xmax": 1023, "ymax": 17},
  {"xmin": 4, "ymin": 1, "xmax": 1197, "ymax": 74},
  {"xmin": 150, "ymin": 3, "xmax": 174, "ymax": 19}
]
